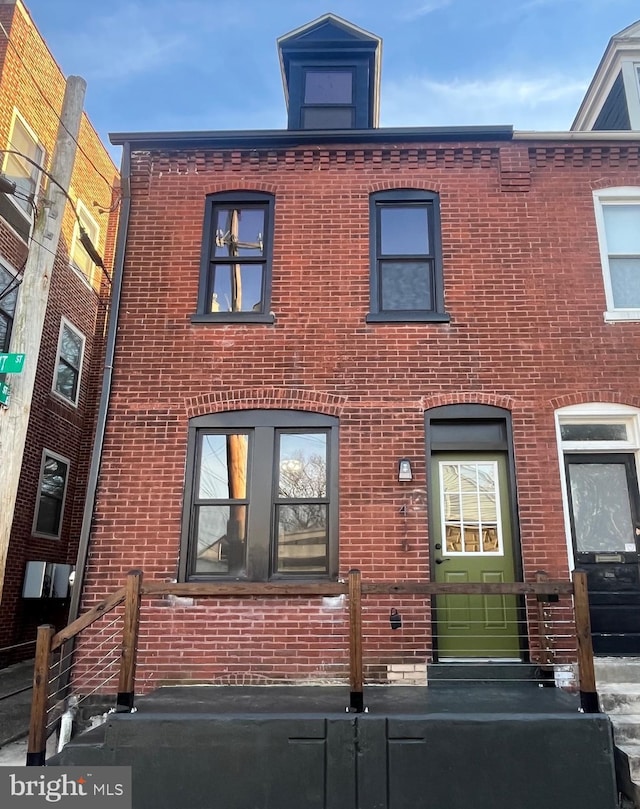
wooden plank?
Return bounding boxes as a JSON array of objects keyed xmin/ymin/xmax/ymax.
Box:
[
  {"xmin": 117, "ymin": 571, "xmax": 143, "ymax": 711},
  {"xmin": 51, "ymin": 587, "xmax": 126, "ymax": 651},
  {"xmin": 27, "ymin": 624, "xmax": 54, "ymax": 766},
  {"xmin": 142, "ymin": 581, "xmax": 348, "ymax": 597},
  {"xmin": 573, "ymin": 570, "xmax": 599, "ymax": 712},
  {"xmin": 348, "ymin": 569, "xmax": 364, "ymax": 712},
  {"xmin": 362, "ymin": 581, "xmax": 574, "ymax": 596}
]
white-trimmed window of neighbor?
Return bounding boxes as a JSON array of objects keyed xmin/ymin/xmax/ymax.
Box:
[
  {"xmin": 52, "ymin": 318, "xmax": 85, "ymax": 406},
  {"xmin": 1, "ymin": 109, "xmax": 44, "ymax": 218},
  {"xmin": 70, "ymin": 200, "xmax": 101, "ymax": 289},
  {"xmin": 593, "ymin": 187, "xmax": 640, "ymax": 321},
  {"xmin": 33, "ymin": 449, "xmax": 70, "ymax": 539}
]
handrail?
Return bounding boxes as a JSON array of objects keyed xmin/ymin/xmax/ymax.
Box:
[{"xmin": 27, "ymin": 568, "xmax": 597, "ymax": 766}]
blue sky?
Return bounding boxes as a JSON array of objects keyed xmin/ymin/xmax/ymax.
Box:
[{"xmin": 22, "ymin": 0, "xmax": 640, "ymax": 163}]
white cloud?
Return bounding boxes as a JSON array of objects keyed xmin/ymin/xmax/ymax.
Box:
[
  {"xmin": 399, "ymin": 0, "xmax": 454, "ymax": 20},
  {"xmin": 381, "ymin": 73, "xmax": 589, "ymax": 130}
]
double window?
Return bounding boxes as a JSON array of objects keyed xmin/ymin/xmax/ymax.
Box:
[
  {"xmin": 593, "ymin": 187, "xmax": 640, "ymax": 321},
  {"xmin": 70, "ymin": 200, "xmax": 101, "ymax": 289},
  {"xmin": 53, "ymin": 319, "xmax": 85, "ymax": 406},
  {"xmin": 367, "ymin": 190, "xmax": 448, "ymax": 322},
  {"xmin": 194, "ymin": 192, "xmax": 275, "ymax": 323},
  {"xmin": 33, "ymin": 450, "xmax": 69, "ymax": 539},
  {"xmin": 180, "ymin": 410, "xmax": 338, "ymax": 581}
]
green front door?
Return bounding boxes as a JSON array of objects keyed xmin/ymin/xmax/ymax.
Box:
[{"xmin": 431, "ymin": 453, "xmax": 521, "ymax": 659}]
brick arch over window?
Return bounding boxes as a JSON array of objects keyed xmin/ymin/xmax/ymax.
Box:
[
  {"xmin": 185, "ymin": 388, "xmax": 347, "ymax": 419},
  {"xmin": 419, "ymin": 391, "xmax": 516, "ymax": 412},
  {"xmin": 202, "ymin": 181, "xmax": 278, "ymax": 195},
  {"xmin": 550, "ymin": 391, "xmax": 640, "ymax": 411},
  {"xmin": 590, "ymin": 176, "xmax": 640, "ymax": 191},
  {"xmin": 367, "ymin": 180, "xmax": 443, "ymax": 194}
]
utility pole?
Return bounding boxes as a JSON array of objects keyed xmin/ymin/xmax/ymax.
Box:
[{"xmin": 0, "ymin": 76, "xmax": 86, "ymax": 604}]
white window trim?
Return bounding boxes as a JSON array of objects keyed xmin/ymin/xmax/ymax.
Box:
[
  {"xmin": 32, "ymin": 448, "xmax": 71, "ymax": 540},
  {"xmin": 555, "ymin": 403, "xmax": 640, "ymax": 570},
  {"xmin": 593, "ymin": 186, "xmax": 640, "ymax": 322},
  {"xmin": 51, "ymin": 317, "xmax": 85, "ymax": 407},
  {"xmin": 69, "ymin": 199, "xmax": 101, "ymax": 289},
  {"xmin": 1, "ymin": 108, "xmax": 44, "ymax": 222}
]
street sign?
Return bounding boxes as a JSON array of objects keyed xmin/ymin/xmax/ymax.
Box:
[
  {"xmin": 0, "ymin": 381, "xmax": 10, "ymax": 406},
  {"xmin": 0, "ymin": 353, "xmax": 25, "ymax": 374}
]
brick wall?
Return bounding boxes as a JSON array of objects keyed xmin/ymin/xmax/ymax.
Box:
[
  {"xmin": 74, "ymin": 137, "xmax": 640, "ymax": 690},
  {"xmin": 0, "ymin": 0, "xmax": 119, "ymax": 659}
]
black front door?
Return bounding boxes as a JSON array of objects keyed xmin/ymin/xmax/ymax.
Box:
[{"xmin": 565, "ymin": 453, "xmax": 640, "ymax": 655}]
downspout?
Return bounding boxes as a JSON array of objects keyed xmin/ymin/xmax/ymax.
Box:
[{"xmin": 68, "ymin": 141, "xmax": 132, "ymax": 624}]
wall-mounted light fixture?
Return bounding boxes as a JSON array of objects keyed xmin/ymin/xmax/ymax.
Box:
[{"xmin": 398, "ymin": 458, "xmax": 413, "ymax": 482}]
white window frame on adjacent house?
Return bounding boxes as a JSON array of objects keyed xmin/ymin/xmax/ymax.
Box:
[
  {"xmin": 32, "ymin": 449, "xmax": 70, "ymax": 540},
  {"xmin": 593, "ymin": 187, "xmax": 640, "ymax": 322},
  {"xmin": 1, "ymin": 109, "xmax": 44, "ymax": 220},
  {"xmin": 69, "ymin": 199, "xmax": 101, "ymax": 289},
  {"xmin": 555, "ymin": 403, "xmax": 640, "ymax": 569},
  {"xmin": 52, "ymin": 318, "xmax": 85, "ymax": 407}
]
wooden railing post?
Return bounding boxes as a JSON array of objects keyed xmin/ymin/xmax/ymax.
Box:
[
  {"xmin": 348, "ymin": 568, "xmax": 364, "ymax": 712},
  {"xmin": 27, "ymin": 624, "xmax": 55, "ymax": 765},
  {"xmin": 573, "ymin": 570, "xmax": 599, "ymax": 713},
  {"xmin": 116, "ymin": 569, "xmax": 143, "ymax": 712}
]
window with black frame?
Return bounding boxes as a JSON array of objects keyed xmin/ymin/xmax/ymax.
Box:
[
  {"xmin": 193, "ymin": 192, "xmax": 275, "ymax": 324},
  {"xmin": 367, "ymin": 189, "xmax": 449, "ymax": 323},
  {"xmin": 180, "ymin": 411, "xmax": 338, "ymax": 581}
]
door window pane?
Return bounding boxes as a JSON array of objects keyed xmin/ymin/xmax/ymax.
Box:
[
  {"xmin": 440, "ymin": 461, "xmax": 502, "ymax": 555},
  {"xmin": 568, "ymin": 463, "xmax": 634, "ymax": 552},
  {"xmin": 560, "ymin": 423, "xmax": 628, "ymax": 441}
]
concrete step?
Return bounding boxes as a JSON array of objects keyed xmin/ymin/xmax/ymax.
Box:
[
  {"xmin": 600, "ymin": 685, "xmax": 640, "ymax": 714},
  {"xmin": 595, "ymin": 658, "xmax": 640, "ymax": 686},
  {"xmin": 610, "ymin": 715, "xmax": 640, "ymax": 745}
]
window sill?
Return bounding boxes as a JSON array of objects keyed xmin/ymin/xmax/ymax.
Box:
[
  {"xmin": 365, "ymin": 312, "xmax": 451, "ymax": 324},
  {"xmin": 50, "ymin": 389, "xmax": 80, "ymax": 409},
  {"xmin": 604, "ymin": 310, "xmax": 640, "ymax": 323},
  {"xmin": 190, "ymin": 312, "xmax": 276, "ymax": 325}
]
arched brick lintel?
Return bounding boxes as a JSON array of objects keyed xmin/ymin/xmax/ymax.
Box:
[
  {"xmin": 185, "ymin": 388, "xmax": 348, "ymax": 419},
  {"xmin": 550, "ymin": 391, "xmax": 640, "ymax": 411},
  {"xmin": 419, "ymin": 391, "xmax": 515, "ymax": 412}
]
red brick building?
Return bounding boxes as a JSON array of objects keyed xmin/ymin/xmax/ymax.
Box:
[
  {"xmin": 75, "ymin": 15, "xmax": 640, "ymax": 689},
  {"xmin": 0, "ymin": 0, "xmax": 119, "ymax": 662}
]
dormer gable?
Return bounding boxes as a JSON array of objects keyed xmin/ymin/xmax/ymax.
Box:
[
  {"xmin": 572, "ymin": 20, "xmax": 640, "ymax": 131},
  {"xmin": 277, "ymin": 14, "xmax": 382, "ymax": 131}
]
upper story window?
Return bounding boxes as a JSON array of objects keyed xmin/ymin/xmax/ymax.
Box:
[
  {"xmin": 301, "ymin": 68, "xmax": 355, "ymax": 128},
  {"xmin": 0, "ymin": 110, "xmax": 44, "ymax": 242},
  {"xmin": 33, "ymin": 450, "xmax": 70, "ymax": 539},
  {"xmin": 593, "ymin": 188, "xmax": 640, "ymax": 321},
  {"xmin": 52, "ymin": 319, "xmax": 85, "ymax": 406},
  {"xmin": 0, "ymin": 262, "xmax": 19, "ymax": 352},
  {"xmin": 180, "ymin": 410, "xmax": 339, "ymax": 582},
  {"xmin": 366, "ymin": 190, "xmax": 449, "ymax": 323},
  {"xmin": 193, "ymin": 192, "xmax": 275, "ymax": 324},
  {"xmin": 70, "ymin": 200, "xmax": 101, "ymax": 289},
  {"xmin": 2, "ymin": 110, "xmax": 44, "ymax": 218}
]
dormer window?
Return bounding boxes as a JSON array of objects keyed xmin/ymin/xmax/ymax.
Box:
[
  {"xmin": 302, "ymin": 69, "xmax": 354, "ymax": 129},
  {"xmin": 278, "ymin": 14, "xmax": 381, "ymax": 131}
]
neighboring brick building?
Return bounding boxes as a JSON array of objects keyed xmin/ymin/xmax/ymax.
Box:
[
  {"xmin": 0, "ymin": 0, "xmax": 118, "ymax": 662},
  {"xmin": 74, "ymin": 14, "xmax": 640, "ymax": 690}
]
